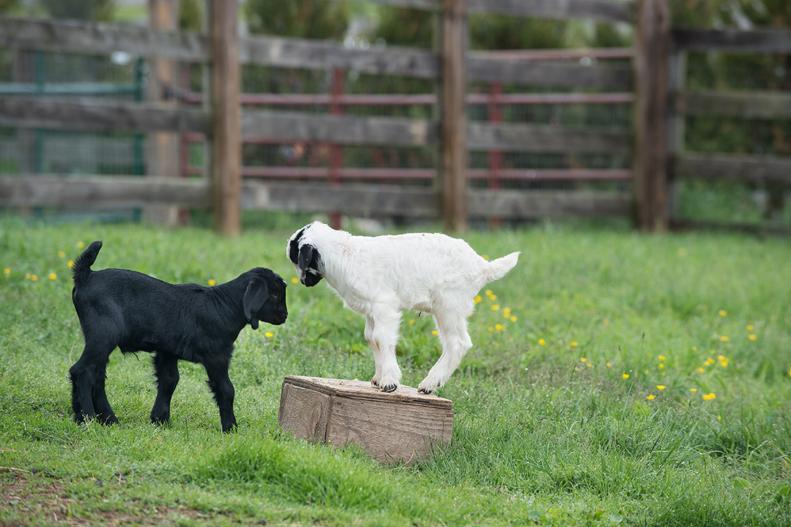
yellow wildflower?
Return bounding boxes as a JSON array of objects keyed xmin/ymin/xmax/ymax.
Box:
[
  {"xmin": 606, "ymin": 361, "xmax": 612, "ymax": 368},
  {"xmin": 622, "ymin": 372, "xmax": 630, "ymax": 380},
  {"xmin": 569, "ymin": 340, "xmax": 579, "ymax": 349},
  {"xmin": 290, "ymin": 276, "xmax": 299, "ymax": 285},
  {"xmin": 67, "ymin": 260, "xmax": 74, "ymax": 269},
  {"xmin": 538, "ymin": 338, "xmax": 546, "ymax": 346},
  {"xmin": 502, "ymin": 307, "xmax": 512, "ymax": 318},
  {"xmin": 473, "ymin": 295, "xmax": 482, "ymax": 304},
  {"xmin": 264, "ymin": 331, "xmax": 274, "ymax": 338},
  {"xmin": 76, "ymin": 241, "xmax": 85, "ymax": 249},
  {"xmin": 207, "ymin": 279, "xmax": 217, "ymax": 286},
  {"xmin": 3, "ymin": 267, "xmax": 10, "ymax": 277},
  {"xmin": 689, "ymin": 387, "xmax": 698, "ymax": 394},
  {"xmin": 704, "ymin": 357, "xmax": 715, "ymax": 366},
  {"xmin": 431, "ymin": 329, "xmax": 439, "ymax": 336},
  {"xmin": 48, "ymin": 272, "xmax": 57, "ymax": 281},
  {"xmin": 57, "ymin": 250, "xmax": 66, "ymax": 259},
  {"xmin": 718, "ymin": 309, "xmax": 727, "ymax": 318},
  {"xmin": 719, "ymin": 335, "xmax": 730, "ymax": 343},
  {"xmin": 510, "ymin": 316, "xmax": 517, "ymax": 323},
  {"xmin": 29, "ymin": 274, "xmax": 38, "ymax": 282},
  {"xmin": 747, "ymin": 334, "xmax": 757, "ymax": 342},
  {"xmin": 646, "ymin": 394, "xmax": 656, "ymax": 401},
  {"xmin": 580, "ymin": 357, "xmax": 588, "ymax": 363},
  {"xmin": 658, "ymin": 363, "xmax": 666, "ymax": 370},
  {"xmin": 494, "ymin": 324, "xmax": 505, "ymax": 332},
  {"xmin": 717, "ymin": 355, "xmax": 729, "ymax": 368},
  {"xmin": 696, "ymin": 367, "xmax": 705, "ymax": 374},
  {"xmin": 702, "ymin": 393, "xmax": 717, "ymax": 401},
  {"xmin": 746, "ymin": 324, "xmax": 754, "ymax": 332},
  {"xmin": 657, "ymin": 354, "xmax": 666, "ymax": 362},
  {"xmin": 491, "ymin": 304, "xmax": 500, "ymax": 312},
  {"xmin": 656, "ymin": 384, "xmax": 666, "ymax": 391}
]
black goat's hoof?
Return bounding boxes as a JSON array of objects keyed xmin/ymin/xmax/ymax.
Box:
[
  {"xmin": 100, "ymin": 414, "xmax": 119, "ymax": 425},
  {"xmin": 380, "ymin": 383, "xmax": 398, "ymax": 393}
]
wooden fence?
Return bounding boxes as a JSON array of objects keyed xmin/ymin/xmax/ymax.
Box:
[{"xmin": 0, "ymin": 0, "xmax": 789, "ymax": 234}]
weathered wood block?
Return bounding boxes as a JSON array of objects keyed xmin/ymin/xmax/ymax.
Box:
[{"xmin": 278, "ymin": 376, "xmax": 453, "ymax": 464}]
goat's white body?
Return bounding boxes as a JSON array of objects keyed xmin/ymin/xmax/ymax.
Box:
[{"xmin": 289, "ymin": 222, "xmax": 520, "ymax": 392}]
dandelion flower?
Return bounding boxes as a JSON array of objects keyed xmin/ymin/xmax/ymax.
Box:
[
  {"xmin": 702, "ymin": 392, "xmax": 717, "ymax": 401},
  {"xmin": 76, "ymin": 241, "xmax": 85, "ymax": 249},
  {"xmin": 29, "ymin": 274, "xmax": 38, "ymax": 282},
  {"xmin": 606, "ymin": 361, "xmax": 612, "ymax": 368},
  {"xmin": 48, "ymin": 272, "xmax": 57, "ymax": 281},
  {"xmin": 719, "ymin": 335, "xmax": 730, "ymax": 343},
  {"xmin": 538, "ymin": 338, "xmax": 546, "ymax": 346},
  {"xmin": 658, "ymin": 363, "xmax": 666, "ymax": 370},
  {"xmin": 646, "ymin": 394, "xmax": 656, "ymax": 401},
  {"xmin": 510, "ymin": 316, "xmax": 517, "ymax": 323},
  {"xmin": 569, "ymin": 340, "xmax": 579, "ymax": 349},
  {"xmin": 656, "ymin": 384, "xmax": 666, "ymax": 391},
  {"xmin": 207, "ymin": 278, "xmax": 217, "ymax": 286},
  {"xmin": 264, "ymin": 331, "xmax": 274, "ymax": 338},
  {"xmin": 290, "ymin": 276, "xmax": 299, "ymax": 285},
  {"xmin": 657, "ymin": 354, "xmax": 666, "ymax": 362},
  {"xmin": 3, "ymin": 267, "xmax": 10, "ymax": 277},
  {"xmin": 473, "ymin": 295, "xmax": 482, "ymax": 304},
  {"xmin": 689, "ymin": 387, "xmax": 698, "ymax": 394},
  {"xmin": 431, "ymin": 329, "xmax": 439, "ymax": 336},
  {"xmin": 494, "ymin": 324, "xmax": 504, "ymax": 332},
  {"xmin": 580, "ymin": 357, "xmax": 588, "ymax": 363},
  {"xmin": 696, "ymin": 367, "xmax": 705, "ymax": 374},
  {"xmin": 704, "ymin": 357, "xmax": 715, "ymax": 367},
  {"xmin": 57, "ymin": 250, "xmax": 65, "ymax": 259},
  {"xmin": 502, "ymin": 307, "xmax": 512, "ymax": 318},
  {"xmin": 718, "ymin": 310, "xmax": 727, "ymax": 318},
  {"xmin": 491, "ymin": 304, "xmax": 500, "ymax": 312},
  {"xmin": 67, "ymin": 260, "xmax": 74, "ymax": 269},
  {"xmin": 717, "ymin": 355, "xmax": 729, "ymax": 368},
  {"xmin": 746, "ymin": 324, "xmax": 754, "ymax": 332},
  {"xmin": 622, "ymin": 372, "xmax": 630, "ymax": 380},
  {"xmin": 747, "ymin": 334, "xmax": 757, "ymax": 342}
]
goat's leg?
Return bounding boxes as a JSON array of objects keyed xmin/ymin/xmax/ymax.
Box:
[
  {"xmin": 69, "ymin": 343, "xmax": 111, "ymax": 423},
  {"xmin": 365, "ymin": 316, "xmax": 383, "ymax": 387},
  {"xmin": 204, "ymin": 355, "xmax": 236, "ymax": 432},
  {"xmin": 418, "ymin": 301, "xmax": 473, "ymax": 394},
  {"xmin": 369, "ymin": 308, "xmax": 402, "ymax": 392},
  {"xmin": 150, "ymin": 352, "xmax": 180, "ymax": 425},
  {"xmin": 92, "ymin": 359, "xmax": 118, "ymax": 425}
]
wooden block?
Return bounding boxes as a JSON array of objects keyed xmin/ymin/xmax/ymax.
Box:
[{"xmin": 278, "ymin": 376, "xmax": 453, "ymax": 464}]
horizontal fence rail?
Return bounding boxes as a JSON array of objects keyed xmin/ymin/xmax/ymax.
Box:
[
  {"xmin": 672, "ymin": 28, "xmax": 791, "ymax": 53},
  {"xmin": 0, "ymin": 176, "xmax": 631, "ymax": 220},
  {"xmin": 366, "ymin": 0, "xmax": 635, "ymax": 23},
  {"xmin": 673, "ymin": 153, "xmax": 791, "ymax": 184},
  {"xmin": 674, "ymin": 91, "xmax": 791, "ymax": 119}
]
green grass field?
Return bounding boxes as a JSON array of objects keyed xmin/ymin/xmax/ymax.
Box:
[{"xmin": 1, "ymin": 218, "xmax": 790, "ymax": 526}]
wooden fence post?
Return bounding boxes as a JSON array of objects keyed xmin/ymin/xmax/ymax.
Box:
[
  {"xmin": 144, "ymin": 0, "xmax": 180, "ymax": 227},
  {"xmin": 209, "ymin": 0, "xmax": 241, "ymax": 236},
  {"xmin": 633, "ymin": 0, "xmax": 671, "ymax": 231},
  {"xmin": 440, "ymin": 0, "xmax": 468, "ymax": 232}
]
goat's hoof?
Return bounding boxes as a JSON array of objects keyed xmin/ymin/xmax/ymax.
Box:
[
  {"xmin": 418, "ymin": 387, "xmax": 434, "ymax": 395},
  {"xmin": 380, "ymin": 383, "xmax": 398, "ymax": 393},
  {"xmin": 370, "ymin": 376, "xmax": 379, "ymax": 387},
  {"xmin": 100, "ymin": 414, "xmax": 119, "ymax": 425},
  {"xmin": 150, "ymin": 414, "xmax": 170, "ymax": 426}
]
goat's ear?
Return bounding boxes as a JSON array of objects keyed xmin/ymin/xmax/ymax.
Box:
[
  {"xmin": 298, "ymin": 244, "xmax": 316, "ymax": 271},
  {"xmin": 243, "ymin": 279, "xmax": 268, "ymax": 330}
]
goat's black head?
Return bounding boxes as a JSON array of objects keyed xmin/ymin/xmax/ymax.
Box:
[
  {"xmin": 242, "ymin": 268, "xmax": 288, "ymax": 329},
  {"xmin": 286, "ymin": 224, "xmax": 324, "ymax": 287}
]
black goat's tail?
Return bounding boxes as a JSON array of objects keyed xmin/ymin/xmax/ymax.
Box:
[{"xmin": 72, "ymin": 241, "xmax": 102, "ymax": 285}]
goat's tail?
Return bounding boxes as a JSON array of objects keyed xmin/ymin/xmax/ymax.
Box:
[
  {"xmin": 485, "ymin": 251, "xmax": 520, "ymax": 282},
  {"xmin": 72, "ymin": 241, "xmax": 102, "ymax": 286}
]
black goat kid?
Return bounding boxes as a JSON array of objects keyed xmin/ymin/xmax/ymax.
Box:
[{"xmin": 69, "ymin": 241, "xmax": 287, "ymax": 432}]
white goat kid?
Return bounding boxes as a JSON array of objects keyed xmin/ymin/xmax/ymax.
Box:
[{"xmin": 287, "ymin": 221, "xmax": 519, "ymax": 394}]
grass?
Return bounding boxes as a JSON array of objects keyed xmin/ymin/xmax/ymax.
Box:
[{"xmin": 1, "ymin": 217, "xmax": 790, "ymax": 526}]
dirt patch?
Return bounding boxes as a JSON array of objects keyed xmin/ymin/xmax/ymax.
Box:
[{"xmin": 0, "ymin": 471, "xmax": 217, "ymax": 526}]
